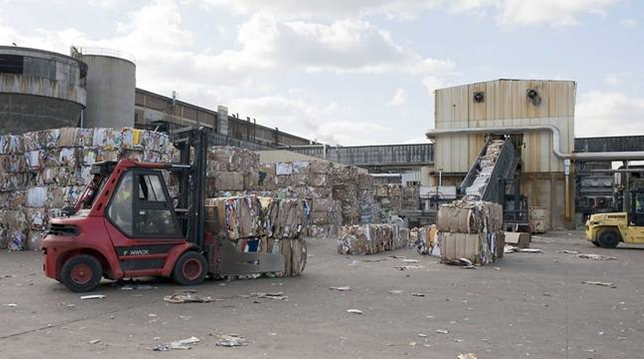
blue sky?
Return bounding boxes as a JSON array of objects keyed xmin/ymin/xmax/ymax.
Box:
[{"xmin": 1, "ymin": 0, "xmax": 642, "ymax": 145}]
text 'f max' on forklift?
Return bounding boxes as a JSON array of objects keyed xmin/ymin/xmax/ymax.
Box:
[{"xmin": 42, "ymin": 128, "xmax": 286, "ymax": 292}]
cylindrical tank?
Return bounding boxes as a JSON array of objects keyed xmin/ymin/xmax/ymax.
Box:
[
  {"xmin": 79, "ymin": 49, "xmax": 135, "ymax": 128},
  {"xmin": 0, "ymin": 46, "xmax": 87, "ymax": 134}
]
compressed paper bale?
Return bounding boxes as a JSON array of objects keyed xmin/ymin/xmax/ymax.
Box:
[
  {"xmin": 292, "ymin": 173, "xmax": 309, "ymax": 187},
  {"xmin": 292, "ymin": 161, "xmax": 310, "ymax": 175},
  {"xmin": 275, "ymin": 175, "xmax": 292, "ymax": 187},
  {"xmin": 275, "ymin": 162, "xmax": 293, "ymax": 176},
  {"xmin": 290, "ymin": 239, "xmax": 307, "ymax": 276},
  {"xmin": 281, "ymin": 239, "xmax": 292, "ymax": 277},
  {"xmin": 0, "ymin": 135, "xmax": 24, "ymax": 154},
  {"xmin": 309, "ymin": 160, "xmax": 332, "ymax": 174},
  {"xmin": 26, "ymin": 230, "xmax": 45, "ymax": 251},
  {"xmin": 437, "ymin": 200, "xmax": 503, "ymax": 234}
]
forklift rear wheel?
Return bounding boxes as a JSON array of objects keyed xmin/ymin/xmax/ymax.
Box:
[
  {"xmin": 60, "ymin": 254, "xmax": 103, "ymax": 292},
  {"xmin": 597, "ymin": 229, "xmax": 620, "ymax": 248},
  {"xmin": 591, "ymin": 240, "xmax": 600, "ymax": 247},
  {"xmin": 172, "ymin": 251, "xmax": 207, "ymax": 286}
]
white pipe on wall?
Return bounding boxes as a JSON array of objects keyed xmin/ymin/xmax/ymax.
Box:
[{"xmin": 426, "ymin": 125, "xmax": 644, "ymax": 161}]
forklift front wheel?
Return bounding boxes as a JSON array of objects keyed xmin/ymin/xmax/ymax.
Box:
[
  {"xmin": 172, "ymin": 251, "xmax": 207, "ymax": 286},
  {"xmin": 597, "ymin": 229, "xmax": 620, "ymax": 248},
  {"xmin": 60, "ymin": 254, "xmax": 103, "ymax": 292}
]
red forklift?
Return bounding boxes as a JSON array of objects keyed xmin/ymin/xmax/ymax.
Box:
[{"xmin": 43, "ymin": 128, "xmax": 285, "ymax": 292}]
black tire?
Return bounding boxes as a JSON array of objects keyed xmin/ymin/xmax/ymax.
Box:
[
  {"xmin": 597, "ymin": 229, "xmax": 620, "ymax": 248},
  {"xmin": 591, "ymin": 240, "xmax": 600, "ymax": 247},
  {"xmin": 172, "ymin": 251, "xmax": 207, "ymax": 286},
  {"xmin": 60, "ymin": 254, "xmax": 103, "ymax": 292}
]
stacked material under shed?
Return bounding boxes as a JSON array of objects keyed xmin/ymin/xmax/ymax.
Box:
[
  {"xmin": 436, "ymin": 199, "xmax": 504, "ymax": 265},
  {"xmin": 0, "ymin": 128, "xmax": 174, "ymax": 251},
  {"xmin": 337, "ymin": 223, "xmax": 412, "ymax": 255}
]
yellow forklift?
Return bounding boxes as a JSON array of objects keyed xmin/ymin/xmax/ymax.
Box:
[{"xmin": 586, "ymin": 181, "xmax": 644, "ymax": 248}]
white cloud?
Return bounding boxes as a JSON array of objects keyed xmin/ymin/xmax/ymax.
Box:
[
  {"xmin": 224, "ymin": 15, "xmax": 455, "ymax": 75},
  {"xmin": 576, "ymin": 90, "xmax": 644, "ymax": 137},
  {"xmin": 389, "ymin": 88, "xmax": 407, "ymax": 106},
  {"xmin": 230, "ymin": 94, "xmax": 392, "ymax": 145},
  {"xmin": 620, "ymin": 19, "xmax": 638, "ymax": 28},
  {"xmin": 494, "ymin": 0, "xmax": 620, "ymax": 27},
  {"xmin": 603, "ymin": 74, "xmax": 623, "ymax": 87},
  {"xmin": 200, "ymin": 0, "xmax": 621, "ymax": 26},
  {"xmin": 422, "ymin": 76, "xmax": 445, "ymax": 95}
]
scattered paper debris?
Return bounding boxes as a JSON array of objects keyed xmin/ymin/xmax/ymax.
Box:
[
  {"xmin": 213, "ymin": 333, "xmax": 247, "ymax": 347},
  {"xmin": 151, "ymin": 336, "xmax": 200, "ymax": 351},
  {"xmin": 362, "ymin": 258, "xmax": 388, "ymax": 263},
  {"xmin": 582, "ymin": 281, "xmax": 615, "ymax": 287},
  {"xmin": 453, "ymin": 339, "xmax": 464, "ymax": 343},
  {"xmin": 518, "ymin": 248, "xmax": 542, "ymax": 253},
  {"xmin": 329, "ymin": 286, "xmax": 351, "ymax": 292},
  {"xmin": 395, "ymin": 265, "xmax": 424, "ymax": 271},
  {"xmin": 249, "ymin": 292, "xmax": 288, "ymax": 300},
  {"xmin": 89, "ymin": 339, "xmax": 101, "ymax": 345},
  {"xmin": 4, "ymin": 303, "xmax": 17, "ymax": 307},
  {"xmin": 418, "ymin": 333, "xmax": 427, "ymax": 337},
  {"xmin": 578, "ymin": 253, "xmax": 617, "ymax": 260},
  {"xmin": 347, "ymin": 309, "xmax": 363, "ymax": 315},
  {"xmin": 411, "ymin": 292, "xmax": 425, "ymax": 297},
  {"xmin": 559, "ymin": 250, "xmax": 579, "ymax": 255},
  {"xmin": 348, "ymin": 260, "xmax": 360, "ymax": 267},
  {"xmin": 458, "ymin": 354, "xmax": 478, "ymax": 359},
  {"xmin": 402, "ymin": 259, "xmax": 420, "ymax": 263},
  {"xmin": 164, "ymin": 290, "xmax": 217, "ymax": 304},
  {"xmin": 80, "ymin": 295, "xmax": 105, "ymax": 300},
  {"xmin": 388, "ymin": 290, "xmax": 403, "ymax": 294},
  {"xmin": 409, "ymin": 341, "xmax": 417, "ymax": 347},
  {"xmin": 437, "ymin": 329, "xmax": 449, "ymax": 334}
]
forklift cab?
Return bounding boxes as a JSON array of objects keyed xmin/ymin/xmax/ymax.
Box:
[{"xmin": 628, "ymin": 190, "xmax": 644, "ymax": 226}]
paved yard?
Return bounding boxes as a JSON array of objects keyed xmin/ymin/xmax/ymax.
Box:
[{"xmin": 0, "ymin": 231, "xmax": 642, "ymax": 358}]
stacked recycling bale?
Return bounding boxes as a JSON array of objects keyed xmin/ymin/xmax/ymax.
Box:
[
  {"xmin": 205, "ymin": 195, "xmax": 309, "ymax": 276},
  {"xmin": 374, "ymin": 184, "xmax": 420, "ymax": 220},
  {"xmin": 0, "ymin": 127, "xmax": 175, "ymax": 251},
  {"xmin": 412, "ymin": 225, "xmax": 439, "ymax": 256},
  {"xmin": 436, "ymin": 199, "xmax": 505, "ymax": 265},
  {"xmin": 206, "ymin": 146, "xmax": 260, "ymax": 195},
  {"xmin": 330, "ymin": 164, "xmax": 361, "ymax": 225},
  {"xmin": 337, "ymin": 223, "xmax": 412, "ymax": 255}
]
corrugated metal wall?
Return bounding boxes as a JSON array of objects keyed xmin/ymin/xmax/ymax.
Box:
[
  {"xmin": 433, "ymin": 79, "xmax": 576, "ymax": 229},
  {"xmin": 435, "ymin": 79, "xmax": 575, "ymax": 174}
]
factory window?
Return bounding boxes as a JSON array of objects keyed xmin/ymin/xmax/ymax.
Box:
[{"xmin": 0, "ymin": 54, "xmax": 24, "ymax": 74}]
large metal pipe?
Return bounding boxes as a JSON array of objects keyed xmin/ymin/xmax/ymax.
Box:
[{"xmin": 426, "ymin": 125, "xmax": 644, "ymax": 161}]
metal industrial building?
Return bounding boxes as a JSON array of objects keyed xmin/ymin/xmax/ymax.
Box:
[
  {"xmin": 0, "ymin": 46, "xmax": 87, "ymax": 133},
  {"xmin": 427, "ymin": 79, "xmax": 576, "ymax": 229}
]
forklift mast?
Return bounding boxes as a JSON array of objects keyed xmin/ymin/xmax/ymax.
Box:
[{"xmin": 171, "ymin": 127, "xmax": 209, "ymax": 249}]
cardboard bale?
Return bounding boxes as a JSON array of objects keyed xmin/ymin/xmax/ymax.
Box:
[
  {"xmin": 504, "ymin": 232, "xmax": 531, "ymax": 248},
  {"xmin": 440, "ymin": 231, "xmax": 504, "ymax": 265},
  {"xmin": 437, "ymin": 200, "xmax": 503, "ymax": 234},
  {"xmin": 309, "ymin": 160, "xmax": 332, "ymax": 174},
  {"xmin": 215, "ymin": 172, "xmax": 244, "ymax": 192},
  {"xmin": 338, "ymin": 224, "xmax": 408, "ymax": 255},
  {"xmin": 205, "ymin": 196, "xmax": 264, "ymax": 240},
  {"xmin": 275, "ymin": 162, "xmax": 293, "ymax": 176}
]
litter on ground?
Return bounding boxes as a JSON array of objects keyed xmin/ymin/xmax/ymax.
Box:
[
  {"xmin": 163, "ymin": 290, "xmax": 218, "ymax": 304},
  {"xmin": 151, "ymin": 336, "xmax": 200, "ymax": 351}
]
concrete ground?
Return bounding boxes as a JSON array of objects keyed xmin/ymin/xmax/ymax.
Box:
[{"xmin": 0, "ymin": 231, "xmax": 643, "ymax": 359}]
